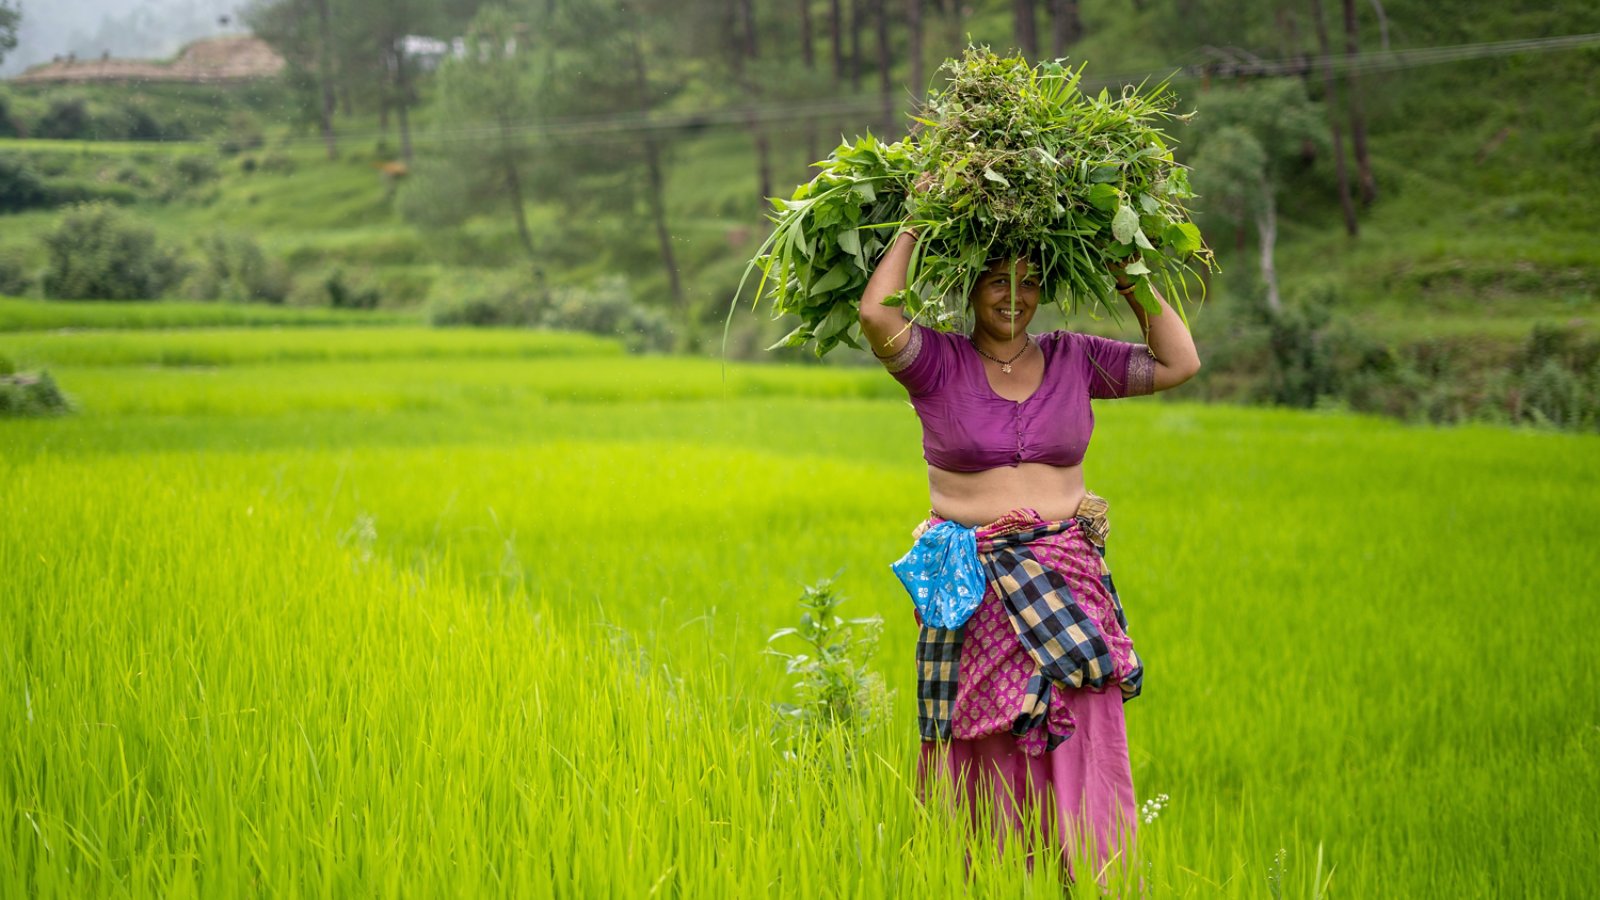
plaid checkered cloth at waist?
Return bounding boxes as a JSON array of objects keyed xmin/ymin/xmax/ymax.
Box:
[{"xmin": 915, "ymin": 495, "xmax": 1142, "ymax": 751}]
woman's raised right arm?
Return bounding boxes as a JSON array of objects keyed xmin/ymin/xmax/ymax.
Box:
[{"xmin": 858, "ymin": 229, "xmax": 920, "ymax": 358}]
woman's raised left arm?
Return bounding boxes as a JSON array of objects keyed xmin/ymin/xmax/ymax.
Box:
[{"xmin": 1116, "ymin": 277, "xmax": 1201, "ymax": 392}]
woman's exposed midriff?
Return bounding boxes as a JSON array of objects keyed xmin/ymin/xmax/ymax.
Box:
[{"xmin": 928, "ymin": 461, "xmax": 1087, "ymax": 528}]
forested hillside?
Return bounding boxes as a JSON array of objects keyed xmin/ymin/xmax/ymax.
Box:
[{"xmin": 2, "ymin": 0, "xmax": 1597, "ymax": 425}]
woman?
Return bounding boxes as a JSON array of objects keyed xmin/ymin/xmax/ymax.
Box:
[{"xmin": 858, "ymin": 226, "xmax": 1200, "ymax": 878}]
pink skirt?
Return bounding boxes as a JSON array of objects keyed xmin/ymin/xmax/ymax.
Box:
[{"xmin": 918, "ymin": 686, "xmax": 1137, "ymax": 875}]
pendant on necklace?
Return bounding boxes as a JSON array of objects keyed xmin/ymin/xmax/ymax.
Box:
[{"xmin": 1001, "ymin": 364, "xmax": 1013, "ymax": 374}]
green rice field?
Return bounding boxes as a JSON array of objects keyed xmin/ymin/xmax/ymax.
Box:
[{"xmin": 3, "ymin": 306, "xmax": 1598, "ymax": 897}]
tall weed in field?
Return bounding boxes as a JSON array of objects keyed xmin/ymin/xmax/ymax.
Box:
[{"xmin": 767, "ymin": 575, "xmax": 889, "ymax": 747}]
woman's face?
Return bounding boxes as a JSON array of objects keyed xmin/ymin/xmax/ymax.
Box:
[{"xmin": 969, "ymin": 257, "xmax": 1041, "ymax": 342}]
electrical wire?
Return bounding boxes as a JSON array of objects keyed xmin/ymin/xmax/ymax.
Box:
[
  {"xmin": 42, "ymin": 31, "xmax": 1600, "ymax": 149},
  {"xmin": 319, "ymin": 30, "xmax": 1600, "ymax": 149}
]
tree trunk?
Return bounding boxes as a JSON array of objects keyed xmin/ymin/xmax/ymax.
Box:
[
  {"xmin": 829, "ymin": 0, "xmax": 844, "ymax": 86},
  {"xmin": 754, "ymin": 129, "xmax": 774, "ymax": 210},
  {"xmin": 797, "ymin": 0, "xmax": 815, "ymax": 68},
  {"xmin": 497, "ymin": 115, "xmax": 536, "ymax": 260},
  {"xmin": 1275, "ymin": 5, "xmax": 1310, "ymax": 83},
  {"xmin": 1342, "ymin": 0, "xmax": 1376, "ymax": 205},
  {"xmin": 1309, "ymin": 0, "xmax": 1357, "ymax": 237},
  {"xmin": 311, "ymin": 0, "xmax": 338, "ymax": 159},
  {"xmin": 1049, "ymin": 0, "xmax": 1081, "ymax": 56},
  {"xmin": 849, "ymin": 0, "xmax": 862, "ymax": 91},
  {"xmin": 617, "ymin": 25, "xmax": 681, "ymax": 312},
  {"xmin": 1012, "ymin": 0, "xmax": 1036, "ymax": 60},
  {"xmin": 624, "ymin": 32, "xmax": 684, "ymax": 312},
  {"xmin": 907, "ymin": 0, "xmax": 924, "ymax": 104},
  {"xmin": 798, "ymin": 0, "xmax": 821, "ymax": 173},
  {"xmin": 942, "ymin": 0, "xmax": 961, "ymax": 57},
  {"xmin": 736, "ymin": 0, "xmax": 773, "ymax": 213},
  {"xmin": 392, "ymin": 43, "xmax": 414, "ymax": 163},
  {"xmin": 641, "ymin": 134, "xmax": 684, "ymax": 312},
  {"xmin": 738, "ymin": 0, "xmax": 758, "ymax": 64},
  {"xmin": 1256, "ymin": 188, "xmax": 1281, "ymax": 313},
  {"xmin": 875, "ymin": 0, "xmax": 893, "ymax": 135},
  {"xmin": 1368, "ymin": 0, "xmax": 1389, "ymax": 50}
]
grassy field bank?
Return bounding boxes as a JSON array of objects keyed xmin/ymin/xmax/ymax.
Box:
[{"xmin": 2, "ymin": 322, "xmax": 1597, "ymax": 897}]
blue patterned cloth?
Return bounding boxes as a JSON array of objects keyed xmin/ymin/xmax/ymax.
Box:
[{"xmin": 890, "ymin": 520, "xmax": 987, "ymax": 629}]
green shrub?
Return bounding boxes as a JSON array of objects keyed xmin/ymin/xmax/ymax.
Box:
[
  {"xmin": 41, "ymin": 178, "xmax": 140, "ymax": 207},
  {"xmin": 0, "ymin": 90, "xmax": 21, "ymax": 138},
  {"xmin": 258, "ymin": 153, "xmax": 296, "ymax": 175},
  {"xmin": 370, "ymin": 268, "xmax": 433, "ymax": 306},
  {"xmin": 113, "ymin": 164, "xmax": 153, "ymax": 189},
  {"xmin": 1261, "ymin": 302, "xmax": 1341, "ymax": 408},
  {"xmin": 1505, "ymin": 324, "xmax": 1600, "ymax": 431},
  {"xmin": 216, "ymin": 112, "xmax": 266, "ymax": 156},
  {"xmin": 185, "ymin": 232, "xmax": 291, "ymax": 304},
  {"xmin": 543, "ymin": 277, "xmax": 674, "ymax": 353},
  {"xmin": 36, "ymin": 97, "xmax": 92, "ymax": 140},
  {"xmin": 324, "ymin": 268, "xmax": 381, "ymax": 310},
  {"xmin": 111, "ymin": 103, "xmax": 185, "ymax": 142},
  {"xmin": 40, "ymin": 203, "xmax": 188, "ymax": 301},
  {"xmin": 0, "ymin": 157, "xmax": 52, "ymax": 213},
  {"xmin": 0, "ymin": 251, "xmax": 32, "ymax": 296},
  {"xmin": 0, "ymin": 370, "xmax": 72, "ymax": 417},
  {"xmin": 172, "ymin": 155, "xmax": 219, "ymax": 187},
  {"xmin": 430, "ymin": 274, "xmax": 674, "ymax": 353}
]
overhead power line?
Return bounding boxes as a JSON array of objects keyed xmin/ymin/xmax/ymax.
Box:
[
  {"xmin": 45, "ymin": 31, "xmax": 1600, "ymax": 150},
  {"xmin": 1174, "ymin": 30, "xmax": 1600, "ymax": 80},
  {"xmin": 372, "ymin": 31, "xmax": 1600, "ymax": 150}
]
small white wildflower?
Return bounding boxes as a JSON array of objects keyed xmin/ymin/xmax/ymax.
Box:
[{"xmin": 1139, "ymin": 792, "xmax": 1171, "ymax": 824}]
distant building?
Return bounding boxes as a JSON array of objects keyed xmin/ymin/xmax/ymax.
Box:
[
  {"xmin": 9, "ymin": 35, "xmax": 285, "ymax": 85},
  {"xmin": 398, "ymin": 35, "xmax": 466, "ymax": 72}
]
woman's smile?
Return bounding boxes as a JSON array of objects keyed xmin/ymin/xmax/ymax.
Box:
[{"xmin": 971, "ymin": 258, "xmax": 1041, "ymax": 340}]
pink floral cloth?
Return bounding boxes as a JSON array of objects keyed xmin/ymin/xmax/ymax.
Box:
[{"xmin": 944, "ymin": 509, "xmax": 1141, "ymax": 756}]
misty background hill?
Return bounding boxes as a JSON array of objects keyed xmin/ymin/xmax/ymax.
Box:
[{"xmin": 0, "ymin": 0, "xmax": 244, "ymax": 76}]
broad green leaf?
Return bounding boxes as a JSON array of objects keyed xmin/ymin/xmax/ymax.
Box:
[
  {"xmin": 1163, "ymin": 221, "xmax": 1202, "ymax": 255},
  {"xmin": 765, "ymin": 323, "xmax": 811, "ymax": 351},
  {"xmin": 982, "ymin": 166, "xmax": 1011, "ymax": 187},
  {"xmin": 1087, "ymin": 183, "xmax": 1120, "ymax": 211},
  {"xmin": 1089, "ymin": 164, "xmax": 1120, "ymax": 183},
  {"xmin": 836, "ymin": 228, "xmax": 861, "ymax": 257},
  {"xmin": 1138, "ymin": 193, "xmax": 1159, "ymax": 213},
  {"xmin": 1132, "ymin": 278, "xmax": 1160, "ymax": 314},
  {"xmin": 1124, "ymin": 258, "xmax": 1151, "ymax": 276},
  {"xmin": 1112, "ymin": 205, "xmax": 1140, "ymax": 244},
  {"xmin": 809, "ymin": 261, "xmax": 853, "ymax": 295}
]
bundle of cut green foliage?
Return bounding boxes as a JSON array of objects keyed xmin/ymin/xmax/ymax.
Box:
[{"xmin": 740, "ymin": 46, "xmax": 1214, "ymax": 357}]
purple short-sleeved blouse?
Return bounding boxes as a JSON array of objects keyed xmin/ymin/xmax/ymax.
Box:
[{"xmin": 878, "ymin": 323, "xmax": 1155, "ymax": 472}]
